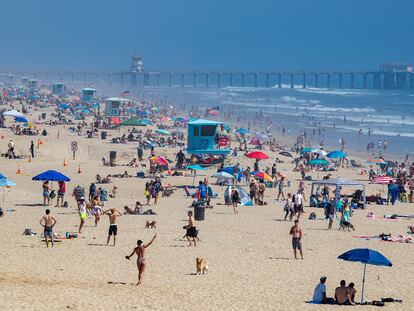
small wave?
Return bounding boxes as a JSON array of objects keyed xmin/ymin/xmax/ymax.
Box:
[{"xmin": 297, "ymin": 88, "xmax": 379, "ymax": 96}]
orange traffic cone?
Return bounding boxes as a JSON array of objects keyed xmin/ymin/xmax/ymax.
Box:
[
  {"xmin": 77, "ymin": 165, "xmax": 82, "ymax": 174},
  {"xmin": 63, "ymin": 158, "xmax": 67, "ymax": 167},
  {"xmin": 28, "ymin": 156, "xmax": 32, "ymax": 163},
  {"xmin": 16, "ymin": 165, "xmax": 22, "ymax": 174}
]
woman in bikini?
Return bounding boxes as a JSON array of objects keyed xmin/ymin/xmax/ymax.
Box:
[{"xmin": 126, "ymin": 233, "xmax": 157, "ymax": 285}]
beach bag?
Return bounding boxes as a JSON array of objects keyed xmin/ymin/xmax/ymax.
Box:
[
  {"xmin": 49, "ymin": 190, "xmax": 56, "ymax": 199},
  {"xmin": 309, "ymin": 212, "xmax": 316, "ymax": 220}
]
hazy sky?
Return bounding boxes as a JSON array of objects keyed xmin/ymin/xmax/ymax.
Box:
[{"xmin": 1, "ymin": 0, "xmax": 413, "ymax": 72}]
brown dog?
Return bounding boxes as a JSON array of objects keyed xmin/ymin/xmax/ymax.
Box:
[
  {"xmin": 196, "ymin": 257, "xmax": 209, "ymax": 275},
  {"xmin": 145, "ymin": 220, "xmax": 157, "ymax": 229}
]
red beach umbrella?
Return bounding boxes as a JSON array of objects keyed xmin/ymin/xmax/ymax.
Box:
[{"xmin": 245, "ymin": 151, "xmax": 269, "ymax": 160}]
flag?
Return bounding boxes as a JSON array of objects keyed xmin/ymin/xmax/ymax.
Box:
[
  {"xmin": 88, "ymin": 82, "xmax": 95, "ymax": 87},
  {"xmin": 120, "ymin": 90, "xmax": 130, "ymax": 98},
  {"xmin": 207, "ymin": 106, "xmax": 219, "ymax": 115}
]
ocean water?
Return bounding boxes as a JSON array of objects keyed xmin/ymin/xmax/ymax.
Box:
[{"xmin": 165, "ymin": 86, "xmax": 414, "ymax": 157}]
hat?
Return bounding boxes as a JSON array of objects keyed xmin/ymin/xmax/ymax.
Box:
[
  {"xmin": 79, "ymin": 197, "xmax": 85, "ymax": 201},
  {"xmin": 320, "ymin": 276, "xmax": 327, "ymax": 281}
]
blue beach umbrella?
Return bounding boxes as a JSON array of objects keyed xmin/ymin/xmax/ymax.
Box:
[
  {"xmin": 15, "ymin": 117, "xmax": 28, "ymax": 123},
  {"xmin": 327, "ymin": 151, "xmax": 347, "ymax": 159},
  {"xmin": 0, "ymin": 175, "xmax": 16, "ymax": 211},
  {"xmin": 58, "ymin": 103, "xmax": 70, "ymax": 110},
  {"xmin": 155, "ymin": 129, "xmax": 170, "ymax": 135},
  {"xmin": 187, "ymin": 165, "xmax": 206, "ymax": 186},
  {"xmin": 236, "ymin": 128, "xmax": 249, "ymax": 135},
  {"xmin": 32, "ymin": 170, "xmax": 71, "ymax": 182},
  {"xmin": 338, "ymin": 248, "xmax": 392, "ymax": 303},
  {"xmin": 308, "ymin": 159, "xmax": 330, "ymax": 166}
]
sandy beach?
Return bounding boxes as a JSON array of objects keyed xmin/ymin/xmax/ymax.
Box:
[{"xmin": 0, "ymin": 99, "xmax": 412, "ymax": 311}]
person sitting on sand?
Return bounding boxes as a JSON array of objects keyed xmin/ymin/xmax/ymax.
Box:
[
  {"xmin": 126, "ymin": 233, "xmax": 157, "ymax": 285},
  {"xmin": 335, "ymin": 280, "xmax": 354, "ymax": 305},
  {"xmin": 312, "ymin": 276, "xmax": 328, "ymax": 304},
  {"xmin": 39, "ymin": 209, "xmax": 56, "ymax": 248},
  {"xmin": 347, "ymin": 282, "xmax": 357, "ymax": 304},
  {"xmin": 409, "ymin": 226, "xmax": 414, "ymax": 234}
]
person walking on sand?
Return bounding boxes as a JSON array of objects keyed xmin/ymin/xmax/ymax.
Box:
[
  {"xmin": 39, "ymin": 209, "xmax": 56, "ymax": 248},
  {"xmin": 289, "ymin": 219, "xmax": 303, "ymax": 260},
  {"xmin": 230, "ymin": 186, "xmax": 240, "ymax": 214},
  {"xmin": 29, "ymin": 140, "xmax": 35, "ymax": 158},
  {"xmin": 126, "ymin": 233, "xmax": 157, "ymax": 285},
  {"xmin": 77, "ymin": 197, "xmax": 87, "ymax": 233},
  {"xmin": 184, "ymin": 211, "xmax": 199, "ymax": 246},
  {"xmin": 104, "ymin": 208, "xmax": 122, "ymax": 246}
]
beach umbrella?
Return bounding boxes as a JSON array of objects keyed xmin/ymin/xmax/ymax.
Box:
[
  {"xmin": 121, "ymin": 117, "xmax": 147, "ymax": 126},
  {"xmin": 369, "ymin": 176, "xmax": 395, "ymax": 184},
  {"xmin": 279, "ymin": 151, "xmax": 293, "ymax": 158},
  {"xmin": 337, "ymin": 248, "xmax": 392, "ymax": 303},
  {"xmin": 15, "ymin": 116, "xmax": 28, "ymax": 123},
  {"xmin": 161, "ymin": 116, "xmax": 171, "ymax": 123},
  {"xmin": 126, "ymin": 108, "xmax": 136, "ymax": 113},
  {"xmin": 308, "ymin": 159, "xmax": 330, "ymax": 166},
  {"xmin": 327, "ymin": 151, "xmax": 348, "ymax": 159},
  {"xmin": 151, "ymin": 107, "xmax": 160, "ymax": 112},
  {"xmin": 253, "ymin": 171, "xmax": 273, "ymax": 181},
  {"xmin": 155, "ymin": 129, "xmax": 170, "ymax": 135},
  {"xmin": 91, "ymin": 103, "xmax": 100, "ymax": 109},
  {"xmin": 367, "ymin": 158, "xmax": 387, "ymax": 165},
  {"xmin": 175, "ymin": 117, "xmax": 186, "ymax": 123},
  {"xmin": 58, "ymin": 103, "xmax": 70, "ymax": 110},
  {"xmin": 140, "ymin": 118, "xmax": 152, "ymax": 125},
  {"xmin": 32, "ymin": 170, "xmax": 70, "ymax": 182},
  {"xmin": 109, "ymin": 117, "xmax": 121, "ymax": 125},
  {"xmin": 236, "ymin": 128, "xmax": 249, "ymax": 135},
  {"xmin": 212, "ymin": 171, "xmax": 234, "ymax": 179},
  {"xmin": 3, "ymin": 109, "xmax": 24, "ymax": 118},
  {"xmin": 187, "ymin": 165, "xmax": 206, "ymax": 186},
  {"xmin": 245, "ymin": 151, "xmax": 269, "ymax": 160},
  {"xmin": 150, "ymin": 156, "xmax": 168, "ymax": 166},
  {"xmin": 0, "ymin": 176, "xmax": 16, "ymax": 212},
  {"xmin": 82, "ymin": 109, "xmax": 90, "ymax": 114},
  {"xmin": 137, "ymin": 110, "xmax": 148, "ymax": 116}
]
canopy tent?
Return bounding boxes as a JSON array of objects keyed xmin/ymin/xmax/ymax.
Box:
[
  {"xmin": 327, "ymin": 150, "xmax": 347, "ymax": 159},
  {"xmin": 212, "ymin": 171, "xmax": 234, "ymax": 185},
  {"xmin": 3, "ymin": 109, "xmax": 25, "ymax": 118},
  {"xmin": 224, "ymin": 185, "xmax": 253, "ymax": 206},
  {"xmin": 120, "ymin": 117, "xmax": 147, "ymax": 126},
  {"xmin": 15, "ymin": 117, "xmax": 28, "ymax": 123},
  {"xmin": 310, "ymin": 178, "xmax": 366, "ymax": 208}
]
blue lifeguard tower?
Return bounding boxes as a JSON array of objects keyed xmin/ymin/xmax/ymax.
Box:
[
  {"xmin": 81, "ymin": 88, "xmax": 96, "ymax": 103},
  {"xmin": 52, "ymin": 82, "xmax": 66, "ymax": 96},
  {"xmin": 28, "ymin": 79, "xmax": 38, "ymax": 94},
  {"xmin": 187, "ymin": 119, "xmax": 230, "ymax": 155},
  {"xmin": 104, "ymin": 97, "xmax": 128, "ymax": 117}
]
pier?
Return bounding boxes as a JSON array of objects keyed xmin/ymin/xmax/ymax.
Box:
[{"xmin": 2, "ymin": 69, "xmax": 414, "ymax": 89}]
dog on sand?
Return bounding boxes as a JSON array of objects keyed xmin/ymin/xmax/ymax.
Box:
[
  {"xmin": 196, "ymin": 257, "xmax": 209, "ymax": 275},
  {"xmin": 145, "ymin": 220, "xmax": 157, "ymax": 229}
]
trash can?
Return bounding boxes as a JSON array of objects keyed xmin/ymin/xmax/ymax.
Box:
[
  {"xmin": 109, "ymin": 151, "xmax": 117, "ymax": 163},
  {"xmin": 41, "ymin": 112, "xmax": 46, "ymax": 120},
  {"xmin": 194, "ymin": 200, "xmax": 206, "ymax": 221},
  {"xmin": 101, "ymin": 131, "xmax": 107, "ymax": 140}
]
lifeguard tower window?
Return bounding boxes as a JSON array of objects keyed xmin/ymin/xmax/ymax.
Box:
[
  {"xmin": 112, "ymin": 102, "xmax": 120, "ymax": 109},
  {"xmin": 201, "ymin": 125, "xmax": 216, "ymax": 136},
  {"xmin": 194, "ymin": 127, "xmax": 199, "ymax": 136}
]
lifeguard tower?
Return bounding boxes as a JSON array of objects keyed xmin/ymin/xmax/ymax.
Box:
[
  {"xmin": 104, "ymin": 97, "xmax": 129, "ymax": 117},
  {"xmin": 52, "ymin": 82, "xmax": 66, "ymax": 96},
  {"xmin": 81, "ymin": 88, "xmax": 96, "ymax": 103},
  {"xmin": 28, "ymin": 79, "xmax": 38, "ymax": 94},
  {"xmin": 187, "ymin": 119, "xmax": 230, "ymax": 155}
]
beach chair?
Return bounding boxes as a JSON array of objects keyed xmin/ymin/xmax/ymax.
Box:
[
  {"xmin": 184, "ymin": 186, "xmax": 196, "ymax": 198},
  {"xmin": 207, "ymin": 186, "xmax": 218, "ymax": 199}
]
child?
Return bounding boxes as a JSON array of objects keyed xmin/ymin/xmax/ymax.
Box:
[{"xmin": 284, "ymin": 193, "xmax": 293, "ymax": 220}]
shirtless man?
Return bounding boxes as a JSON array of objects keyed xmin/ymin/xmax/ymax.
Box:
[
  {"xmin": 39, "ymin": 209, "xmax": 56, "ymax": 248},
  {"xmin": 258, "ymin": 181, "xmax": 266, "ymax": 205},
  {"xmin": 126, "ymin": 233, "xmax": 157, "ymax": 285},
  {"xmin": 289, "ymin": 220, "xmax": 303, "ymax": 259},
  {"xmin": 104, "ymin": 208, "xmax": 122, "ymax": 246},
  {"xmin": 335, "ymin": 280, "xmax": 354, "ymax": 305},
  {"xmin": 184, "ymin": 211, "xmax": 199, "ymax": 247}
]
